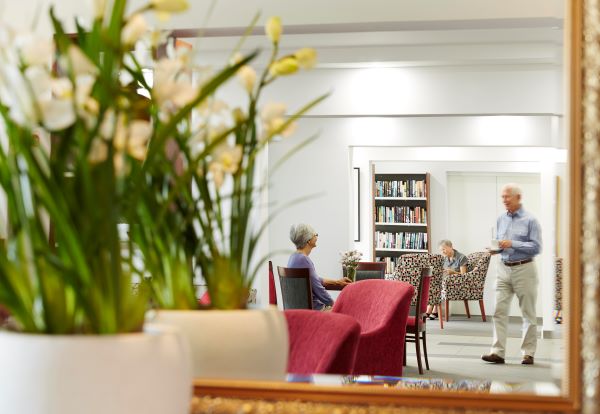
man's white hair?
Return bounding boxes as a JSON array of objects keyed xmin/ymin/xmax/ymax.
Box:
[{"xmin": 502, "ymin": 183, "xmax": 522, "ymax": 197}]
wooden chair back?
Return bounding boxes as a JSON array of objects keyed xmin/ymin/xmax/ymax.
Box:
[{"xmin": 277, "ymin": 266, "xmax": 313, "ymax": 310}]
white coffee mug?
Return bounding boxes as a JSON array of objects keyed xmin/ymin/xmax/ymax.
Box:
[{"xmin": 490, "ymin": 239, "xmax": 500, "ymax": 249}]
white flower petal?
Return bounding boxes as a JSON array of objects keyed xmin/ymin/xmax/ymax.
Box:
[
  {"xmin": 40, "ymin": 99, "xmax": 75, "ymax": 131},
  {"xmin": 122, "ymin": 14, "xmax": 148, "ymax": 46},
  {"xmin": 16, "ymin": 34, "xmax": 54, "ymax": 67},
  {"xmin": 88, "ymin": 137, "xmax": 108, "ymax": 164},
  {"xmin": 260, "ymin": 102, "xmax": 286, "ymax": 122},
  {"xmin": 63, "ymin": 46, "xmax": 98, "ymax": 76},
  {"xmin": 24, "ymin": 66, "xmax": 52, "ymax": 99}
]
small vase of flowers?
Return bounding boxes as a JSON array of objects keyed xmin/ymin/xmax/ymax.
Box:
[{"xmin": 340, "ymin": 250, "xmax": 363, "ymax": 282}]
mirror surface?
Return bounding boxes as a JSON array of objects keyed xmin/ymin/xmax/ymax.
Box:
[{"xmin": 177, "ymin": 0, "xmax": 570, "ymax": 402}]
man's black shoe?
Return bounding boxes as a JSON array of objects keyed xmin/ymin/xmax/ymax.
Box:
[
  {"xmin": 481, "ymin": 353, "xmax": 505, "ymax": 364},
  {"xmin": 521, "ymin": 355, "xmax": 534, "ymax": 365}
]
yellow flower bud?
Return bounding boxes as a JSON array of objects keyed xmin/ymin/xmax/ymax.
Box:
[
  {"xmin": 269, "ymin": 57, "xmax": 299, "ymax": 77},
  {"xmin": 232, "ymin": 108, "xmax": 246, "ymax": 123},
  {"xmin": 150, "ymin": 0, "xmax": 189, "ymax": 13},
  {"xmin": 237, "ymin": 65, "xmax": 257, "ymax": 93},
  {"xmin": 265, "ymin": 16, "xmax": 282, "ymax": 44},
  {"xmin": 295, "ymin": 48, "xmax": 317, "ymax": 69}
]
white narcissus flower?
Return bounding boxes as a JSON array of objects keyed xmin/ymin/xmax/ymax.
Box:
[
  {"xmin": 208, "ymin": 162, "xmax": 225, "ymax": 188},
  {"xmin": 214, "ymin": 144, "xmax": 242, "ymax": 173},
  {"xmin": 265, "ymin": 16, "xmax": 282, "ymax": 44},
  {"xmin": 113, "ymin": 116, "xmax": 152, "ymax": 161},
  {"xmin": 62, "ymin": 46, "xmax": 99, "ymax": 76},
  {"xmin": 0, "ymin": 64, "xmax": 76, "ymax": 130},
  {"xmin": 237, "ymin": 65, "xmax": 256, "ymax": 93},
  {"xmin": 122, "ymin": 14, "xmax": 148, "ymax": 46},
  {"xmin": 113, "ymin": 152, "xmax": 126, "ymax": 176},
  {"xmin": 88, "ymin": 137, "xmax": 108, "ymax": 164},
  {"xmin": 24, "ymin": 66, "xmax": 76, "ymax": 131},
  {"xmin": 209, "ymin": 144, "xmax": 242, "ymax": 188},
  {"xmin": 261, "ymin": 102, "xmax": 286, "ymax": 124},
  {"xmin": 202, "ymin": 124, "xmax": 229, "ymax": 147},
  {"xmin": 88, "ymin": 0, "xmax": 106, "ymax": 19},
  {"xmin": 150, "ymin": 0, "xmax": 189, "ymax": 13},
  {"xmin": 39, "ymin": 99, "xmax": 76, "ymax": 131},
  {"xmin": 51, "ymin": 77, "xmax": 74, "ymax": 99},
  {"xmin": 294, "ymin": 48, "xmax": 317, "ymax": 69},
  {"xmin": 126, "ymin": 120, "xmax": 152, "ymax": 160},
  {"xmin": 99, "ymin": 110, "xmax": 117, "ymax": 140},
  {"xmin": 268, "ymin": 117, "xmax": 297, "ymax": 138},
  {"xmin": 260, "ymin": 102, "xmax": 295, "ymax": 138},
  {"xmin": 75, "ymin": 74, "xmax": 99, "ymax": 116},
  {"xmin": 111, "ymin": 115, "xmax": 128, "ymax": 150},
  {"xmin": 0, "ymin": 66, "xmax": 37, "ymax": 126},
  {"xmin": 16, "ymin": 34, "xmax": 55, "ymax": 67},
  {"xmin": 152, "ymin": 57, "xmax": 198, "ymax": 111}
]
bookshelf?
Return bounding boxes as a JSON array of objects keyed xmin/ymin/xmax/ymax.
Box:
[{"xmin": 372, "ymin": 172, "xmax": 431, "ymax": 274}]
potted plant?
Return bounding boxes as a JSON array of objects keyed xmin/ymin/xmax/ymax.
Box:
[
  {"xmin": 0, "ymin": 0, "xmax": 256, "ymax": 412},
  {"xmin": 136, "ymin": 17, "xmax": 326, "ymax": 380}
]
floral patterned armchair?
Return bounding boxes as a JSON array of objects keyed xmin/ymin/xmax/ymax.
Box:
[
  {"xmin": 388, "ymin": 253, "xmax": 445, "ymax": 328},
  {"xmin": 441, "ymin": 251, "xmax": 490, "ymax": 322},
  {"xmin": 554, "ymin": 257, "xmax": 563, "ymax": 323}
]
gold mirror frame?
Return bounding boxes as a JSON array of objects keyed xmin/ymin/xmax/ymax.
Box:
[{"xmin": 192, "ymin": 0, "xmax": 596, "ymax": 412}]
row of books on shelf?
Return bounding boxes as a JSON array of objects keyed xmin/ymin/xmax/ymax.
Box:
[
  {"xmin": 375, "ymin": 231, "xmax": 428, "ymax": 250},
  {"xmin": 375, "ymin": 179, "xmax": 426, "ymax": 198},
  {"xmin": 377, "ymin": 257, "xmax": 400, "ymax": 274},
  {"xmin": 376, "ymin": 206, "xmax": 427, "ymax": 224}
]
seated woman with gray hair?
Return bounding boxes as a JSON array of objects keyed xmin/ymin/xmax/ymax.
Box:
[
  {"xmin": 426, "ymin": 239, "xmax": 469, "ymax": 319},
  {"xmin": 287, "ymin": 223, "xmax": 352, "ymax": 310}
]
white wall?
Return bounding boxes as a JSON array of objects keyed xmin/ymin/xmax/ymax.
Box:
[
  {"xmin": 265, "ymin": 65, "xmax": 564, "ymax": 274},
  {"xmin": 1, "ymin": 0, "xmax": 566, "ymax": 310},
  {"xmin": 266, "ymin": 64, "xmax": 565, "ymax": 323},
  {"xmin": 446, "ymin": 173, "xmax": 548, "ymax": 320}
]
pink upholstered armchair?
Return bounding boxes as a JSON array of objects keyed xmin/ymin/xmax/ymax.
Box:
[
  {"xmin": 441, "ymin": 251, "xmax": 491, "ymax": 322},
  {"xmin": 389, "ymin": 253, "xmax": 445, "ymax": 328},
  {"xmin": 284, "ymin": 310, "xmax": 361, "ymax": 375},
  {"xmin": 332, "ymin": 279, "xmax": 414, "ymax": 376}
]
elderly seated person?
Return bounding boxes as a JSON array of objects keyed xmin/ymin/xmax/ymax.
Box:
[
  {"xmin": 426, "ymin": 239, "xmax": 468, "ymax": 320},
  {"xmin": 288, "ymin": 223, "xmax": 351, "ymax": 310}
]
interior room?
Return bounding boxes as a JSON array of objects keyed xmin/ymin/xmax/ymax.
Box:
[{"xmin": 0, "ymin": 0, "xmax": 595, "ymax": 413}]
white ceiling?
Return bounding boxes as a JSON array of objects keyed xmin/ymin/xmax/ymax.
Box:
[
  {"xmin": 5, "ymin": 1, "xmax": 563, "ymax": 68},
  {"xmin": 160, "ymin": 1, "xmax": 566, "ymax": 68}
]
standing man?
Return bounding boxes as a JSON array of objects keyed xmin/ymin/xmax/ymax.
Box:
[{"xmin": 482, "ymin": 183, "xmax": 542, "ymax": 365}]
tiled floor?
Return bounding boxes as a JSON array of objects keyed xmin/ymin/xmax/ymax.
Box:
[{"xmin": 402, "ymin": 315, "xmax": 564, "ymax": 386}]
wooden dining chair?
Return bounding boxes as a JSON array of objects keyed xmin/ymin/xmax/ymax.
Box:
[
  {"xmin": 277, "ymin": 266, "xmax": 313, "ymax": 310},
  {"xmin": 355, "ymin": 261, "xmax": 386, "ymax": 281},
  {"xmin": 404, "ymin": 267, "xmax": 432, "ymax": 374}
]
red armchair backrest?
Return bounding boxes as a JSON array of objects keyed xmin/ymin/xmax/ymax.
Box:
[
  {"xmin": 284, "ymin": 310, "xmax": 360, "ymax": 375},
  {"xmin": 331, "ymin": 279, "xmax": 414, "ymax": 376},
  {"xmin": 268, "ymin": 261, "xmax": 277, "ymax": 305},
  {"xmin": 332, "ymin": 279, "xmax": 414, "ymax": 333}
]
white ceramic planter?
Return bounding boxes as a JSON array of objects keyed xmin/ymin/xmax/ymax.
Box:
[
  {"xmin": 0, "ymin": 324, "xmax": 192, "ymax": 414},
  {"xmin": 153, "ymin": 306, "xmax": 289, "ymax": 381}
]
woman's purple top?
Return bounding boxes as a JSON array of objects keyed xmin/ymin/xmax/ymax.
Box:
[{"xmin": 287, "ymin": 253, "xmax": 333, "ymax": 310}]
